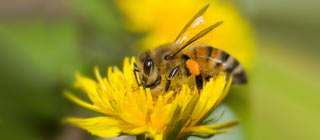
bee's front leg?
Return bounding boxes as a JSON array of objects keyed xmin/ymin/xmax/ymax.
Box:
[
  {"xmin": 165, "ymin": 66, "xmax": 180, "ymax": 92},
  {"xmin": 133, "ymin": 63, "xmax": 141, "ymax": 86}
]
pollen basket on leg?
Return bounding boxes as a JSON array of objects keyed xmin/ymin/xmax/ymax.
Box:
[{"xmin": 186, "ymin": 59, "xmax": 201, "ymax": 76}]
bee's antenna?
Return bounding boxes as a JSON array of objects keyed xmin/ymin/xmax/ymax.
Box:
[
  {"xmin": 174, "ymin": 4, "xmax": 210, "ymax": 42},
  {"xmin": 170, "ymin": 21, "xmax": 223, "ymax": 58}
]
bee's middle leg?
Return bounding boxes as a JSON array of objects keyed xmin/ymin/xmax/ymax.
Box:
[{"xmin": 165, "ymin": 66, "xmax": 180, "ymax": 92}]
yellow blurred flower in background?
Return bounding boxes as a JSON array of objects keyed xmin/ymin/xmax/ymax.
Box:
[
  {"xmin": 65, "ymin": 58, "xmax": 237, "ymax": 140},
  {"xmin": 116, "ymin": 0, "xmax": 256, "ymax": 70}
]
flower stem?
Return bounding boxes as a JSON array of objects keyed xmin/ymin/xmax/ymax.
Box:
[{"xmin": 136, "ymin": 135, "xmax": 153, "ymax": 140}]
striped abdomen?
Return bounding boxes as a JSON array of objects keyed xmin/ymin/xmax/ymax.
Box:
[{"xmin": 186, "ymin": 44, "xmax": 247, "ymax": 84}]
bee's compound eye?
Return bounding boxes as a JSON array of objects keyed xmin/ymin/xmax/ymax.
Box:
[
  {"xmin": 143, "ymin": 58, "xmax": 153, "ymax": 75},
  {"xmin": 164, "ymin": 55, "xmax": 170, "ymax": 60}
]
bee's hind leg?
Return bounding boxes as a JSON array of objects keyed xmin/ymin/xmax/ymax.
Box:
[
  {"xmin": 195, "ymin": 74, "xmax": 203, "ymax": 93},
  {"xmin": 165, "ymin": 66, "xmax": 180, "ymax": 92}
]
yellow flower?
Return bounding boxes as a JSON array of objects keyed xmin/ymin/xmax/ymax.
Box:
[
  {"xmin": 116, "ymin": 0, "xmax": 256, "ymax": 70},
  {"xmin": 64, "ymin": 57, "xmax": 237, "ymax": 140}
]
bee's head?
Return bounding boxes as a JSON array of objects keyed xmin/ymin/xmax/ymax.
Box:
[{"xmin": 137, "ymin": 52, "xmax": 160, "ymax": 88}]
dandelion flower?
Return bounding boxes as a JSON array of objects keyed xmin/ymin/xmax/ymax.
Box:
[{"xmin": 64, "ymin": 57, "xmax": 237, "ymax": 140}]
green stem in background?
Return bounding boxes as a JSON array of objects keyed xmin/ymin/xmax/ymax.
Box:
[
  {"xmin": 136, "ymin": 134, "xmax": 153, "ymax": 140},
  {"xmin": 177, "ymin": 136, "xmax": 189, "ymax": 140},
  {"xmin": 136, "ymin": 135, "xmax": 144, "ymax": 140}
]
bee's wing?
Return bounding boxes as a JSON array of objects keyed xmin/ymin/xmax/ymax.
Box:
[
  {"xmin": 169, "ymin": 4, "xmax": 223, "ymax": 57},
  {"xmin": 173, "ymin": 4, "xmax": 222, "ymax": 50},
  {"xmin": 174, "ymin": 4, "xmax": 209, "ymax": 43}
]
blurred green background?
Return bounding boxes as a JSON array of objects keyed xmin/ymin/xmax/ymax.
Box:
[{"xmin": 0, "ymin": 0, "xmax": 319, "ymax": 140}]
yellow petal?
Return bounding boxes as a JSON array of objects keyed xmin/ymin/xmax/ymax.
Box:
[
  {"xmin": 183, "ymin": 126, "xmax": 231, "ymax": 135},
  {"xmin": 63, "ymin": 90, "xmax": 103, "ymax": 114},
  {"xmin": 207, "ymin": 120, "xmax": 239, "ymax": 129},
  {"xmin": 154, "ymin": 134, "xmax": 163, "ymax": 140},
  {"xmin": 65, "ymin": 117, "xmax": 122, "ymax": 138},
  {"xmin": 125, "ymin": 127, "xmax": 146, "ymax": 135},
  {"xmin": 184, "ymin": 126, "xmax": 216, "ymax": 134},
  {"xmin": 75, "ymin": 74, "xmax": 107, "ymax": 110}
]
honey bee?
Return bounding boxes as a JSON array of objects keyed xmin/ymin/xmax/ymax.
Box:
[{"xmin": 133, "ymin": 5, "xmax": 247, "ymax": 95}]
